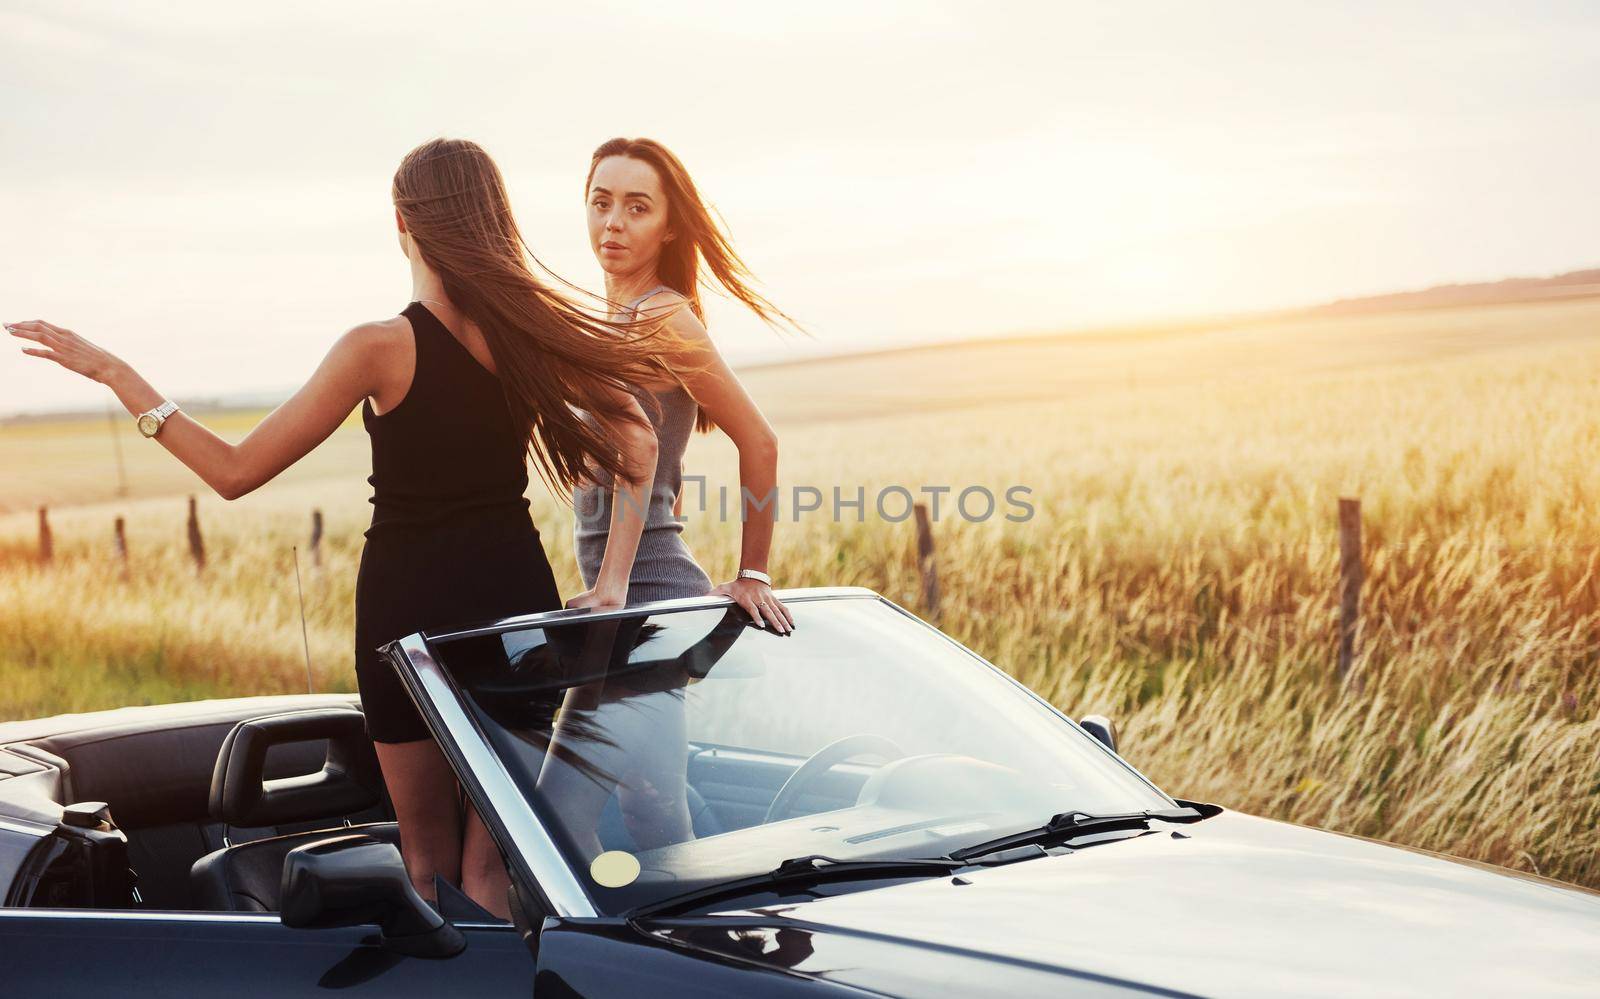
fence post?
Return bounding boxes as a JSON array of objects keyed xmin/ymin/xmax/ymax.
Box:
[
  {"xmin": 913, "ymin": 502, "xmax": 939, "ymax": 621},
  {"xmin": 1337, "ymin": 497, "xmax": 1363, "ymax": 680},
  {"xmin": 113, "ymin": 516, "xmax": 129, "ymax": 578},
  {"xmin": 310, "ymin": 509, "xmax": 324, "ymax": 569},
  {"xmin": 38, "ymin": 506, "xmax": 53, "ymax": 564},
  {"xmin": 187, "ymin": 495, "xmax": 206, "ymax": 572}
]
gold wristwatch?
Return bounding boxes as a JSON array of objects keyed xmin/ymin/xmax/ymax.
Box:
[{"xmin": 136, "ymin": 400, "xmax": 179, "ymax": 438}]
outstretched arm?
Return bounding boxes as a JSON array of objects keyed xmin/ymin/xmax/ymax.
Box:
[
  {"xmin": 8, "ymin": 318, "xmax": 385, "ymax": 501},
  {"xmin": 643, "ymin": 295, "xmax": 794, "ymax": 633}
]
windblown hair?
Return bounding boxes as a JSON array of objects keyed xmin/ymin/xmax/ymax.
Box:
[
  {"xmin": 585, "ymin": 137, "xmax": 805, "ymax": 432},
  {"xmin": 393, "ymin": 137, "xmax": 680, "ymax": 494}
]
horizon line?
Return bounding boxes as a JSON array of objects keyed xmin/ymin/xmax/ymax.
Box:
[{"xmin": 7, "ymin": 262, "xmax": 1598, "ymax": 423}]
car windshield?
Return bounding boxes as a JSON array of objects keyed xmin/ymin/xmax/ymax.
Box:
[{"xmin": 426, "ymin": 595, "xmax": 1174, "ymax": 917}]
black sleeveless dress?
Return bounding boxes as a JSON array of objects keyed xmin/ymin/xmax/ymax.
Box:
[{"xmin": 353, "ymin": 301, "xmax": 563, "ymax": 743}]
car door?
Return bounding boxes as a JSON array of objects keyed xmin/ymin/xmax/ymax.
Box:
[
  {"xmin": 0, "ymin": 908, "xmax": 536, "ymax": 996},
  {"xmin": 0, "ymin": 621, "xmax": 592, "ymax": 997}
]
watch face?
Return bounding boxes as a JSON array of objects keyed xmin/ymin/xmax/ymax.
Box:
[{"xmin": 137, "ymin": 414, "xmax": 159, "ymax": 437}]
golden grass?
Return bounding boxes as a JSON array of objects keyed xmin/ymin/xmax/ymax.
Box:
[{"xmin": 3, "ymin": 297, "xmax": 1598, "ymax": 890}]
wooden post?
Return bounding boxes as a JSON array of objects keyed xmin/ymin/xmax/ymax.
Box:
[
  {"xmin": 37, "ymin": 506, "xmax": 53, "ymax": 564},
  {"xmin": 1337, "ymin": 497, "xmax": 1363, "ymax": 680},
  {"xmin": 113, "ymin": 516, "xmax": 128, "ymax": 578},
  {"xmin": 186, "ymin": 495, "xmax": 206, "ymax": 572},
  {"xmin": 913, "ymin": 502, "xmax": 939, "ymax": 621},
  {"xmin": 310, "ymin": 509, "xmax": 324, "ymax": 569}
]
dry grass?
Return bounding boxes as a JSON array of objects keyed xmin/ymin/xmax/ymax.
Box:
[{"xmin": 3, "ymin": 296, "xmax": 1598, "ymax": 890}]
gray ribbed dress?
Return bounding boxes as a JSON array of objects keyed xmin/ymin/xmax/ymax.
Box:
[{"xmin": 573, "ymin": 285, "xmax": 714, "ymax": 606}]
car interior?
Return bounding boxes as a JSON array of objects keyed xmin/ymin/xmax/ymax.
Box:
[
  {"xmin": 0, "ymin": 695, "xmax": 870, "ymax": 917},
  {"xmin": 0, "ymin": 695, "xmax": 395, "ymax": 913}
]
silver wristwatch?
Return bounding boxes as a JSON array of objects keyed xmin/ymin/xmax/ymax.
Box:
[
  {"xmin": 736, "ymin": 568, "xmax": 773, "ymax": 586},
  {"xmin": 136, "ymin": 400, "xmax": 179, "ymax": 439}
]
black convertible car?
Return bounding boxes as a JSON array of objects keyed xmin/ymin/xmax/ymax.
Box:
[{"xmin": 1, "ymin": 586, "xmax": 1596, "ymax": 996}]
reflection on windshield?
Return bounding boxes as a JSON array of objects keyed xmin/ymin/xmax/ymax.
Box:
[
  {"xmin": 431, "ymin": 598, "xmax": 1174, "ymax": 916},
  {"xmin": 533, "ymin": 608, "xmax": 744, "ymax": 861}
]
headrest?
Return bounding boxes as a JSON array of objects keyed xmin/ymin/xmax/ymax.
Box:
[{"xmin": 209, "ymin": 708, "xmax": 383, "ymax": 827}]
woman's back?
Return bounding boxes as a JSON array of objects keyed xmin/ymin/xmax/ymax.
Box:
[
  {"xmin": 362, "ymin": 301, "xmax": 532, "ymax": 537},
  {"xmin": 355, "ymin": 299, "xmax": 561, "ymax": 744}
]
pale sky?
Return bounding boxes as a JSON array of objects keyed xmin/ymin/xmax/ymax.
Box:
[{"xmin": 3, "ymin": 1, "xmax": 1597, "ymax": 416}]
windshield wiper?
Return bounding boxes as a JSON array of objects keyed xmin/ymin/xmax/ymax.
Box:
[
  {"xmin": 629, "ymin": 853, "xmax": 963, "ymax": 919},
  {"xmin": 947, "ymin": 806, "xmax": 1207, "ymax": 863}
]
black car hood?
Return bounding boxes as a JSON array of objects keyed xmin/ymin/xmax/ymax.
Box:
[{"xmin": 643, "ymin": 811, "xmax": 1600, "ymax": 998}]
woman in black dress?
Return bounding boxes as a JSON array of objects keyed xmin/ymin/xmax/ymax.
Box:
[{"xmin": 8, "ymin": 138, "xmax": 678, "ymax": 918}]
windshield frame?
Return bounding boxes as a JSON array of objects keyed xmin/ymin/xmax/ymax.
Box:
[
  {"xmin": 384, "ymin": 587, "xmax": 1176, "ymax": 920},
  {"xmin": 385, "ymin": 630, "xmax": 599, "ymax": 918}
]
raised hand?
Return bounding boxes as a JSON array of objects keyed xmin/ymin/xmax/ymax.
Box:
[{"xmin": 6, "ymin": 320, "xmax": 122, "ymax": 383}]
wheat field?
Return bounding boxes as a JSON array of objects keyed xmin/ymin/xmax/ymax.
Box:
[{"xmin": 3, "ymin": 296, "xmax": 1598, "ymax": 890}]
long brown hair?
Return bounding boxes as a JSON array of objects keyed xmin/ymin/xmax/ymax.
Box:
[
  {"xmin": 585, "ymin": 137, "xmax": 805, "ymax": 432},
  {"xmin": 393, "ymin": 138, "xmax": 680, "ymax": 494}
]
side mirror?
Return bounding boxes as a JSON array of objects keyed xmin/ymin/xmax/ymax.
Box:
[
  {"xmin": 1079, "ymin": 715, "xmax": 1118, "ymax": 754},
  {"xmin": 280, "ymin": 834, "xmax": 465, "ymax": 959}
]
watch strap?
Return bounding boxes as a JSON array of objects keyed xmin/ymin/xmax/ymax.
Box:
[
  {"xmin": 137, "ymin": 400, "xmax": 180, "ymax": 436},
  {"xmin": 736, "ymin": 568, "xmax": 772, "ymax": 586}
]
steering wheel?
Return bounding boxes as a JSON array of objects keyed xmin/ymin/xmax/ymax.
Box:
[{"xmin": 763, "ymin": 733, "xmax": 907, "ymax": 824}]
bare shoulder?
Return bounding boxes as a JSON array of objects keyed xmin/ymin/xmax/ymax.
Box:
[
  {"xmin": 636, "ymin": 288, "xmax": 690, "ymax": 317},
  {"xmin": 316, "ymin": 317, "xmax": 414, "ymax": 402},
  {"xmin": 341, "ymin": 315, "xmax": 412, "ymax": 353},
  {"xmin": 639, "ymin": 291, "xmax": 713, "ymax": 347}
]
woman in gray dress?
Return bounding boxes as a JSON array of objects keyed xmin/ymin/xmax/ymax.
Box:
[
  {"xmin": 568, "ymin": 136, "xmax": 800, "ymax": 625},
  {"xmin": 535, "ymin": 137, "xmax": 801, "ymax": 865}
]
